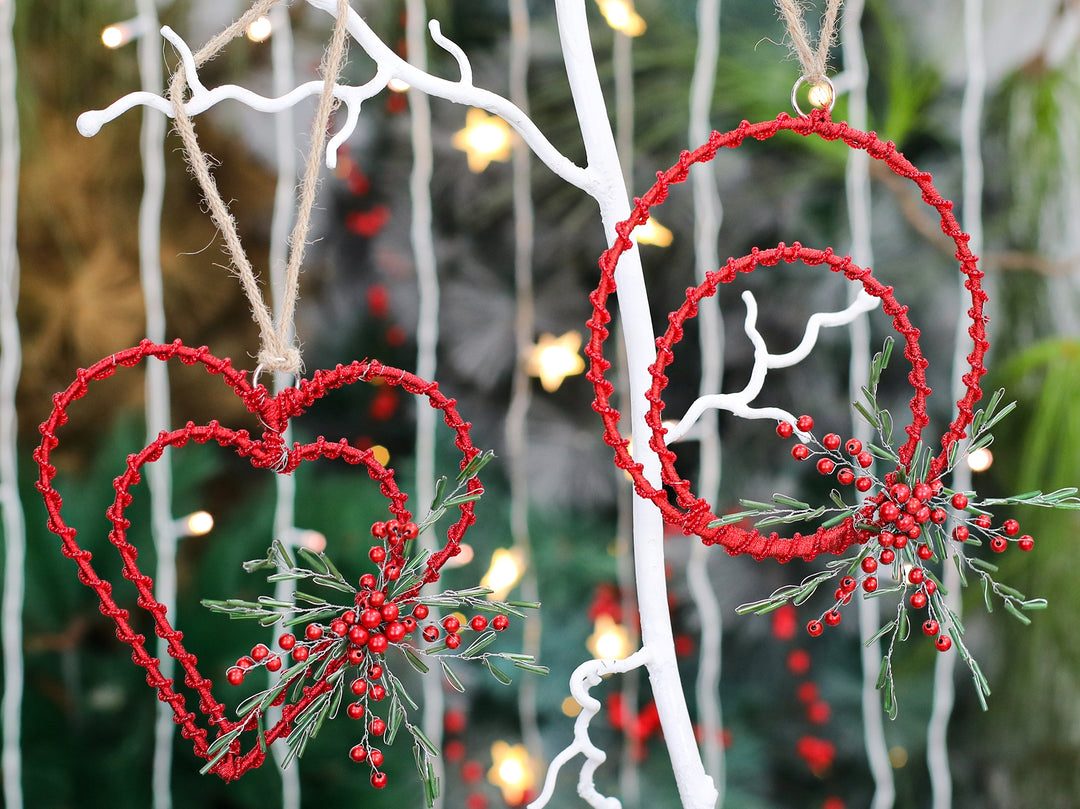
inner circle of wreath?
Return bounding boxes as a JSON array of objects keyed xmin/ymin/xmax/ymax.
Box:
[{"xmin": 586, "ymin": 109, "xmax": 990, "ymax": 562}]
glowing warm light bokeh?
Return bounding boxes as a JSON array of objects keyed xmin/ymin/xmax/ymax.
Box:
[
  {"xmin": 388, "ymin": 78, "xmax": 411, "ymax": 92},
  {"xmin": 183, "ymin": 510, "xmax": 214, "ymax": 536},
  {"xmin": 561, "ymin": 696, "xmax": 583, "ymax": 717},
  {"xmin": 636, "ymin": 217, "xmax": 673, "ymax": 247},
  {"xmin": 445, "ymin": 542, "xmax": 474, "ymax": 568},
  {"xmin": 371, "ymin": 444, "xmax": 391, "ymax": 466},
  {"xmin": 246, "ymin": 16, "xmax": 273, "ymax": 42},
  {"xmin": 525, "ymin": 331, "xmax": 586, "ymax": 392},
  {"xmin": 488, "ymin": 741, "xmax": 535, "ymax": 805},
  {"xmin": 586, "ymin": 614, "xmax": 632, "ymax": 660},
  {"xmin": 967, "ymin": 447, "xmax": 993, "ymax": 472},
  {"xmin": 452, "ymin": 108, "xmax": 513, "ymax": 172},
  {"xmin": 481, "ymin": 548, "xmax": 524, "ymax": 601},
  {"xmin": 597, "ymin": 0, "xmax": 647, "ymax": 36},
  {"xmin": 101, "ymin": 24, "xmax": 130, "ymax": 49},
  {"xmin": 299, "ymin": 530, "xmax": 327, "ymax": 553}
]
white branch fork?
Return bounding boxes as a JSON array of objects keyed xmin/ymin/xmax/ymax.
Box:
[{"xmin": 664, "ymin": 287, "xmax": 880, "ymax": 444}]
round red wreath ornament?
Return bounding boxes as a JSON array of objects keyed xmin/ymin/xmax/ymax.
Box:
[
  {"xmin": 586, "ymin": 110, "xmax": 989, "ymax": 561},
  {"xmin": 34, "ymin": 339, "xmax": 481, "ymax": 780}
]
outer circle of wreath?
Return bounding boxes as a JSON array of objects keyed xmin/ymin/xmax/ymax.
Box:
[
  {"xmin": 586, "ymin": 110, "xmax": 990, "ymax": 562},
  {"xmin": 34, "ymin": 339, "xmax": 481, "ymax": 779}
]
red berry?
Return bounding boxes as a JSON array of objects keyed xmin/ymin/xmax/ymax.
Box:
[
  {"xmin": 385, "ymin": 622, "xmax": 406, "ymax": 643},
  {"xmin": 792, "ymin": 444, "xmax": 811, "ymax": 461},
  {"xmin": 895, "ymin": 514, "xmax": 915, "ymax": 532},
  {"xmin": 347, "ymin": 702, "xmax": 365, "ymax": 720},
  {"xmin": 878, "ymin": 531, "xmax": 895, "ymax": 547},
  {"xmin": 443, "ymin": 615, "xmax": 461, "ymax": 633},
  {"xmin": 861, "ymin": 557, "xmax": 878, "ymax": 573},
  {"xmin": 840, "ymin": 576, "xmax": 857, "ymax": 593},
  {"xmin": 385, "ymin": 520, "xmax": 400, "ymax": 536},
  {"xmin": 893, "ymin": 534, "xmax": 909, "ymax": 549},
  {"xmin": 910, "ymin": 591, "xmax": 928, "ymax": 609},
  {"xmin": 879, "ymin": 549, "xmax": 896, "ymax": 564},
  {"xmin": 975, "ymin": 514, "xmax": 992, "ymax": 529},
  {"xmin": 278, "ymin": 633, "xmax": 296, "ymax": 651},
  {"xmin": 907, "ymin": 526, "xmax": 922, "ymax": 540},
  {"xmin": 369, "ymin": 591, "xmax": 386, "ymax": 608},
  {"xmin": 930, "ymin": 508, "xmax": 948, "ymax": 524},
  {"xmin": 384, "ymin": 566, "xmax": 401, "ymax": 581},
  {"xmin": 953, "ymin": 525, "xmax": 970, "ymax": 542},
  {"xmin": 845, "ymin": 438, "xmax": 862, "ymax": 454},
  {"xmin": 823, "ymin": 433, "xmax": 841, "ymax": 451},
  {"xmin": 359, "ymin": 573, "xmax": 377, "ymax": 589},
  {"xmin": 226, "ymin": 667, "xmax": 245, "ymax": 686},
  {"xmin": 936, "ymin": 635, "xmax": 952, "ymax": 652},
  {"xmin": 371, "ymin": 522, "xmax": 388, "ymax": 539},
  {"xmin": 913, "ymin": 483, "xmax": 933, "ymax": 501},
  {"xmin": 292, "ymin": 646, "xmax": 310, "ymax": 662},
  {"xmin": 492, "ymin": 615, "xmax": 510, "ymax": 631},
  {"xmin": 380, "ymin": 604, "xmax": 400, "ymax": 622},
  {"xmin": 1018, "ymin": 535, "xmax": 1034, "ymax": 551},
  {"xmin": 343, "ymin": 610, "xmax": 357, "ymax": 625},
  {"xmin": 776, "ymin": 421, "xmax": 794, "ymax": 438},
  {"xmin": 423, "ymin": 626, "xmax": 440, "ymax": 642},
  {"xmin": 236, "ymin": 656, "xmax": 255, "ymax": 670},
  {"xmin": 923, "ymin": 619, "xmax": 939, "ymax": 636},
  {"xmin": 348, "ymin": 648, "xmax": 365, "ymax": 665},
  {"xmin": 807, "ymin": 620, "xmax": 824, "ymax": 637},
  {"xmin": 331, "ymin": 619, "xmax": 348, "ymax": 637},
  {"xmin": 807, "ymin": 701, "xmax": 831, "ymax": 724},
  {"xmin": 890, "ymin": 484, "xmax": 911, "ymax": 504},
  {"xmin": 413, "ymin": 604, "xmax": 429, "ymax": 620},
  {"xmin": 823, "ymin": 611, "xmax": 842, "ymax": 627},
  {"xmin": 951, "ymin": 493, "xmax": 969, "ymax": 510},
  {"xmin": 369, "ymin": 684, "xmax": 386, "ymax": 701},
  {"xmin": 360, "ymin": 609, "xmax": 382, "ymax": 629},
  {"xmin": 855, "ymin": 476, "xmax": 873, "ymax": 491},
  {"xmin": 349, "ymin": 744, "xmax": 368, "ymax": 762},
  {"xmin": 401, "ymin": 522, "xmax": 419, "ymax": 541},
  {"xmin": 908, "ymin": 568, "xmax": 925, "ymax": 584},
  {"xmin": 837, "ymin": 468, "xmax": 855, "ymax": 486},
  {"xmin": 369, "ymin": 546, "xmax": 386, "ymax": 564},
  {"xmin": 371, "ymin": 772, "xmax": 388, "ymax": 789},
  {"xmin": 368, "ymin": 748, "xmax": 384, "ymax": 767},
  {"xmin": 368, "ymin": 634, "xmax": 389, "ymax": 654},
  {"xmin": 1003, "ymin": 519, "xmax": 1020, "ymax": 536},
  {"xmin": 863, "ymin": 576, "xmax": 878, "ymax": 593},
  {"xmin": 879, "ymin": 502, "xmax": 900, "ymax": 522},
  {"xmin": 857, "ymin": 451, "xmax": 873, "ymax": 468},
  {"xmin": 924, "ymin": 580, "xmax": 937, "ymax": 596},
  {"xmin": 305, "ymin": 624, "xmax": 323, "ymax": 641},
  {"xmin": 401, "ymin": 617, "xmax": 417, "ymax": 633},
  {"xmin": 904, "ymin": 498, "xmax": 922, "ymax": 515},
  {"xmin": 796, "ymin": 415, "xmax": 815, "ymax": 432},
  {"xmin": 446, "ymin": 634, "xmax": 462, "ymax": 650},
  {"xmin": 816, "ymin": 458, "xmax": 835, "ymax": 475},
  {"xmin": 266, "ymin": 654, "xmax": 282, "ymax": 672},
  {"xmin": 917, "ymin": 544, "xmax": 933, "ymax": 560},
  {"xmin": 351, "ymin": 679, "xmax": 368, "ymax": 696},
  {"xmin": 470, "ymin": 615, "xmax": 489, "ymax": 632},
  {"xmin": 990, "ymin": 537, "xmax": 1008, "ymax": 552},
  {"xmin": 368, "ymin": 664, "xmax": 384, "ymax": 680},
  {"xmin": 349, "ymin": 625, "xmax": 370, "ymax": 646},
  {"xmin": 251, "ymin": 644, "xmax": 270, "ymax": 661},
  {"xmin": 914, "ymin": 506, "xmax": 931, "ymax": 524}
]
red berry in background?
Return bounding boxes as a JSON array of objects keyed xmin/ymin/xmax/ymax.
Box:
[
  {"xmin": 278, "ymin": 633, "xmax": 296, "ymax": 650},
  {"xmin": 305, "ymin": 624, "xmax": 323, "ymax": 641},
  {"xmin": 879, "ymin": 502, "xmax": 900, "ymax": 522},
  {"xmin": 807, "ymin": 701, "xmax": 831, "ymax": 724},
  {"xmin": 917, "ymin": 544, "xmax": 933, "ymax": 560},
  {"xmin": 349, "ymin": 744, "xmax": 368, "ymax": 763},
  {"xmin": 368, "ymin": 748, "xmax": 384, "ymax": 767},
  {"xmin": 923, "ymin": 619, "xmax": 940, "ymax": 636},
  {"xmin": 1018, "ymin": 535, "xmax": 1035, "ymax": 551},
  {"xmin": 862, "ymin": 576, "xmax": 878, "ymax": 593},
  {"xmin": 380, "ymin": 604, "xmax": 400, "ymax": 622},
  {"xmin": 347, "ymin": 702, "xmax": 365, "ymax": 720},
  {"xmin": 777, "ymin": 421, "xmax": 794, "ymax": 438},
  {"xmin": 1003, "ymin": 519, "xmax": 1020, "ymax": 536},
  {"xmin": 823, "ymin": 611, "xmax": 841, "ymax": 627},
  {"xmin": 930, "ymin": 508, "xmax": 948, "ymax": 524},
  {"xmin": 369, "ymin": 591, "xmax": 386, "ymax": 608},
  {"xmin": 792, "ymin": 444, "xmax": 811, "ymax": 461},
  {"xmin": 845, "ymin": 438, "xmax": 862, "ymax": 454},
  {"xmin": 816, "ymin": 458, "xmax": 835, "ymax": 475},
  {"xmin": 446, "ymin": 633, "xmax": 462, "ymax": 649},
  {"xmin": 292, "ymin": 646, "xmax": 310, "ymax": 662},
  {"xmin": 951, "ymin": 492, "xmax": 969, "ymax": 510},
  {"xmin": 890, "ymin": 483, "xmax": 911, "ymax": 504},
  {"xmin": 492, "ymin": 614, "xmax": 510, "ymax": 631},
  {"xmin": 953, "ymin": 525, "xmax": 970, "ymax": 542},
  {"xmin": 908, "ymin": 567, "xmax": 925, "ymax": 584},
  {"xmin": 857, "ymin": 451, "xmax": 873, "ymax": 468},
  {"xmin": 349, "ymin": 626, "xmax": 370, "ymax": 646},
  {"xmin": 370, "ymin": 772, "xmax": 388, "ymax": 789},
  {"xmin": 369, "ymin": 546, "xmax": 386, "ymax": 564},
  {"xmin": 385, "ymin": 622, "xmax": 406, "ymax": 642},
  {"xmin": 360, "ymin": 609, "xmax": 382, "ymax": 629},
  {"xmin": 359, "ymin": 573, "xmax": 377, "ymax": 589},
  {"xmin": 266, "ymin": 654, "xmax": 282, "ymax": 672},
  {"xmin": 443, "ymin": 615, "xmax": 461, "ymax": 633},
  {"xmin": 413, "ymin": 604, "xmax": 429, "ymax": 620},
  {"xmin": 861, "ymin": 557, "xmax": 878, "ymax": 573},
  {"xmin": 423, "ymin": 626, "xmax": 440, "ymax": 642},
  {"xmin": 351, "ymin": 679, "xmax": 368, "ymax": 696},
  {"xmin": 369, "ymin": 684, "xmax": 386, "ymax": 701},
  {"xmin": 823, "ymin": 433, "xmax": 842, "ymax": 451},
  {"xmin": 975, "ymin": 514, "xmax": 993, "ymax": 529},
  {"xmin": 470, "ymin": 615, "xmax": 489, "ymax": 632},
  {"xmin": 990, "ymin": 537, "xmax": 1008, "ymax": 552},
  {"xmin": 910, "ymin": 592, "xmax": 928, "ymax": 609},
  {"xmin": 787, "ymin": 649, "xmax": 811, "ymax": 675},
  {"xmin": 913, "ymin": 483, "xmax": 933, "ymax": 501},
  {"xmin": 796, "ymin": 414, "xmax": 814, "ymax": 432},
  {"xmin": 879, "ymin": 548, "xmax": 896, "ymax": 564},
  {"xmin": 807, "ymin": 620, "xmax": 824, "ymax": 637},
  {"xmin": 837, "ymin": 468, "xmax": 855, "ymax": 486},
  {"xmin": 855, "ymin": 476, "xmax": 873, "ymax": 491},
  {"xmin": 368, "ymin": 634, "xmax": 389, "ymax": 654},
  {"xmin": 226, "ymin": 667, "xmax": 245, "ymax": 686},
  {"xmin": 936, "ymin": 635, "xmax": 953, "ymax": 652},
  {"xmin": 251, "ymin": 644, "xmax": 269, "ymax": 661}
]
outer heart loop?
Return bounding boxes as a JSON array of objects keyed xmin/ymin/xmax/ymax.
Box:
[
  {"xmin": 586, "ymin": 110, "xmax": 990, "ymax": 560},
  {"xmin": 34, "ymin": 339, "xmax": 481, "ymax": 779}
]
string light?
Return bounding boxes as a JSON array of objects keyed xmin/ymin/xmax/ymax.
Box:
[
  {"xmin": 480, "ymin": 548, "xmax": 524, "ymax": 600},
  {"xmin": 587, "ymin": 614, "xmax": 632, "ymax": 660},
  {"xmin": 101, "ymin": 18, "xmax": 146, "ymax": 49},
  {"xmin": 388, "ymin": 78, "xmax": 410, "ymax": 92},
  {"xmin": 371, "ymin": 444, "xmax": 390, "ymax": 466},
  {"xmin": 561, "ymin": 696, "xmax": 583, "ymax": 717},
  {"xmin": 596, "ymin": 0, "xmax": 647, "ymax": 37},
  {"xmin": 524, "ymin": 331, "xmax": 586, "ymax": 392},
  {"xmin": 967, "ymin": 447, "xmax": 993, "ymax": 472},
  {"xmin": 488, "ymin": 741, "xmax": 536, "ymax": 805},
  {"xmin": 444, "ymin": 542, "xmax": 474, "ymax": 568},
  {"xmin": 636, "ymin": 217, "xmax": 673, "ymax": 247},
  {"xmin": 245, "ymin": 16, "xmax": 273, "ymax": 43},
  {"xmin": 180, "ymin": 510, "xmax": 214, "ymax": 537},
  {"xmin": 452, "ymin": 108, "xmax": 513, "ymax": 172}
]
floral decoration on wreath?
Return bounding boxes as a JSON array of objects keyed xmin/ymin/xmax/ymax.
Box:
[{"xmin": 586, "ymin": 108, "xmax": 1080, "ymax": 714}]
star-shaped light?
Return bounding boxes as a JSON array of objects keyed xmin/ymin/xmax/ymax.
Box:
[
  {"xmin": 452, "ymin": 108, "xmax": 513, "ymax": 173},
  {"xmin": 488, "ymin": 741, "xmax": 535, "ymax": 806},
  {"xmin": 525, "ymin": 331, "xmax": 586, "ymax": 392}
]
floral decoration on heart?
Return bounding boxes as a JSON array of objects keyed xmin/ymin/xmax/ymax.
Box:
[
  {"xmin": 34, "ymin": 340, "xmax": 543, "ymax": 798},
  {"xmin": 586, "ymin": 110, "xmax": 1080, "ymax": 713}
]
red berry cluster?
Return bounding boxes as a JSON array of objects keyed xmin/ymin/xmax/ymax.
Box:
[{"xmin": 776, "ymin": 415, "xmax": 874, "ymax": 493}]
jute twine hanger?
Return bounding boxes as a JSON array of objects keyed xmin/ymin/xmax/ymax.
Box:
[
  {"xmin": 168, "ymin": 0, "xmax": 352, "ymax": 376},
  {"xmin": 775, "ymin": 0, "xmax": 843, "ymax": 114}
]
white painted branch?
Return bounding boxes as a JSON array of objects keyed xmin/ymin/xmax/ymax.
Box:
[{"xmin": 665, "ymin": 289, "xmax": 879, "ymax": 444}]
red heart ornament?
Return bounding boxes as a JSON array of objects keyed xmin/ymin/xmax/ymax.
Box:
[
  {"xmin": 586, "ymin": 111, "xmax": 989, "ymax": 561},
  {"xmin": 34, "ymin": 339, "xmax": 482, "ymax": 780}
]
